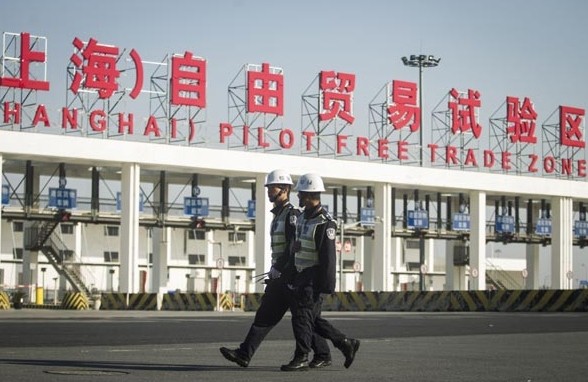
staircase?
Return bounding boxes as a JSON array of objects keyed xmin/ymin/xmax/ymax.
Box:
[
  {"xmin": 486, "ymin": 272, "xmax": 508, "ymax": 290},
  {"xmin": 24, "ymin": 219, "xmax": 91, "ymax": 297},
  {"xmin": 486, "ymin": 259, "xmax": 523, "ymax": 290}
]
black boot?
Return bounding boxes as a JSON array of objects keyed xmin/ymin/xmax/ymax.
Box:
[
  {"xmin": 309, "ymin": 357, "xmax": 332, "ymax": 368},
  {"xmin": 339, "ymin": 338, "xmax": 360, "ymax": 368},
  {"xmin": 280, "ymin": 355, "xmax": 309, "ymax": 371},
  {"xmin": 220, "ymin": 347, "xmax": 250, "ymax": 367}
]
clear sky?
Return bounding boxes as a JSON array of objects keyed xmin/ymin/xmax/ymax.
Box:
[
  {"xmin": 2, "ymin": 0, "xmax": 588, "ymax": 283},
  {"xmin": 2, "ymin": 0, "xmax": 588, "ymax": 143}
]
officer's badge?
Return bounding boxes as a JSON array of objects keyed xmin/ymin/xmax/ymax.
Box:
[{"xmin": 326, "ymin": 228, "xmax": 336, "ymax": 240}]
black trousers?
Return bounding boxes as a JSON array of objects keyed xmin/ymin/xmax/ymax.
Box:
[
  {"xmin": 238, "ymin": 278, "xmax": 330, "ymax": 360},
  {"xmin": 289, "ymin": 283, "xmax": 346, "ymax": 358}
]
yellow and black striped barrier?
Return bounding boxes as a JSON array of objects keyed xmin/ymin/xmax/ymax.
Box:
[
  {"xmin": 219, "ymin": 293, "xmax": 233, "ymax": 311},
  {"xmin": 51, "ymin": 289, "xmax": 585, "ymax": 312},
  {"xmin": 61, "ymin": 292, "xmax": 89, "ymax": 310},
  {"xmin": 0, "ymin": 291, "xmax": 10, "ymax": 310},
  {"xmin": 162, "ymin": 292, "xmax": 216, "ymax": 310},
  {"xmin": 99, "ymin": 293, "xmax": 157, "ymax": 310},
  {"xmin": 241, "ymin": 289, "xmax": 588, "ymax": 312}
]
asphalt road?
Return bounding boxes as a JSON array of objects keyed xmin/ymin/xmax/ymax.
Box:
[{"xmin": 1, "ymin": 310, "xmax": 587, "ymax": 381}]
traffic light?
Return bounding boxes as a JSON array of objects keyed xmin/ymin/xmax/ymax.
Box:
[
  {"xmin": 190, "ymin": 216, "xmax": 205, "ymax": 229},
  {"xmin": 56, "ymin": 209, "xmax": 72, "ymax": 222}
]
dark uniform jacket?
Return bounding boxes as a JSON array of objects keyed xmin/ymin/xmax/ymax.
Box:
[
  {"xmin": 270, "ymin": 201, "xmax": 301, "ymax": 276},
  {"xmin": 293, "ymin": 203, "xmax": 337, "ymax": 294}
]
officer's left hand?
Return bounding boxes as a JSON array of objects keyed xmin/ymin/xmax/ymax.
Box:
[{"xmin": 268, "ymin": 266, "xmax": 282, "ymax": 279}]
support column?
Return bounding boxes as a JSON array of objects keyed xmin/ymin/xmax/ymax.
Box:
[
  {"xmin": 22, "ymin": 249, "xmax": 38, "ymax": 302},
  {"xmin": 425, "ymin": 238, "xmax": 435, "ymax": 290},
  {"xmin": 22, "ymin": 160, "xmax": 40, "ymax": 301},
  {"xmin": 246, "ymin": 230, "xmax": 255, "ymax": 293},
  {"xmin": 152, "ymin": 172, "xmax": 171, "ymax": 307},
  {"xmin": 390, "ymin": 237, "xmax": 403, "ymax": 291},
  {"xmin": 119, "ymin": 163, "xmax": 141, "ymax": 293},
  {"xmin": 369, "ymin": 183, "xmax": 392, "ymax": 291},
  {"xmin": 525, "ymin": 244, "xmax": 541, "ymax": 289},
  {"xmin": 254, "ymin": 174, "xmax": 272, "ymax": 292},
  {"xmin": 469, "ymin": 190, "xmax": 486, "ymax": 290},
  {"xmin": 551, "ymin": 196, "xmax": 573, "ymax": 289},
  {"xmin": 444, "ymin": 240, "xmax": 466, "ymax": 290},
  {"xmin": 0, "ymin": 154, "xmax": 2, "ymax": 256},
  {"xmin": 151, "ymin": 227, "xmax": 171, "ymax": 295}
]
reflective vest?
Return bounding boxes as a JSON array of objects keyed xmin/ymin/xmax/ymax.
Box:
[
  {"xmin": 270, "ymin": 203, "xmax": 292, "ymax": 264},
  {"xmin": 294, "ymin": 213, "xmax": 328, "ymax": 271}
]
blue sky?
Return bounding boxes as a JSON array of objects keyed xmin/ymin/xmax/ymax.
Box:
[
  {"xmin": 3, "ymin": 0, "xmax": 588, "ymax": 282},
  {"xmin": 2, "ymin": 0, "xmax": 587, "ymax": 143}
]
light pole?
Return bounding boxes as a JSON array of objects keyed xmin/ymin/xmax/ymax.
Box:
[
  {"xmin": 109, "ymin": 269, "xmax": 115, "ymax": 292},
  {"xmin": 41, "ymin": 267, "xmax": 46, "ymax": 303},
  {"xmin": 401, "ymin": 54, "xmax": 441, "ymax": 166},
  {"xmin": 53, "ymin": 277, "xmax": 58, "ymax": 304}
]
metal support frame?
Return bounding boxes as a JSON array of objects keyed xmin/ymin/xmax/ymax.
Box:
[
  {"xmin": 148, "ymin": 54, "xmax": 207, "ymax": 145},
  {"xmin": 0, "ymin": 32, "xmax": 47, "ymax": 131},
  {"xmin": 541, "ymin": 107, "xmax": 585, "ymax": 180},
  {"xmin": 488, "ymin": 100, "xmax": 536, "ymax": 175},
  {"xmin": 300, "ymin": 74, "xmax": 354, "ymax": 157},
  {"xmin": 227, "ymin": 63, "xmax": 283, "ymax": 152},
  {"xmin": 368, "ymin": 83, "xmax": 419, "ymax": 164},
  {"xmin": 431, "ymin": 91, "xmax": 480, "ymax": 170}
]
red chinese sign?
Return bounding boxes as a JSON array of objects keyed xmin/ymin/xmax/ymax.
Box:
[
  {"xmin": 448, "ymin": 88, "xmax": 482, "ymax": 139},
  {"xmin": 506, "ymin": 96, "xmax": 537, "ymax": 144},
  {"xmin": 0, "ymin": 32, "xmax": 49, "ymax": 91},
  {"xmin": 1, "ymin": 30, "xmax": 587, "ymax": 178},
  {"xmin": 171, "ymin": 52, "xmax": 207, "ymax": 107},
  {"xmin": 319, "ymin": 70, "xmax": 355, "ymax": 124},
  {"xmin": 387, "ymin": 80, "xmax": 419, "ymax": 132},
  {"xmin": 246, "ymin": 62, "xmax": 283, "ymax": 115},
  {"xmin": 560, "ymin": 106, "xmax": 585, "ymax": 148}
]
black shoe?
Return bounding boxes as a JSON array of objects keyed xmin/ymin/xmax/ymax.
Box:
[
  {"xmin": 220, "ymin": 347, "xmax": 249, "ymax": 367},
  {"xmin": 340, "ymin": 338, "xmax": 360, "ymax": 368},
  {"xmin": 309, "ymin": 358, "xmax": 332, "ymax": 368},
  {"xmin": 280, "ymin": 357, "xmax": 309, "ymax": 371}
]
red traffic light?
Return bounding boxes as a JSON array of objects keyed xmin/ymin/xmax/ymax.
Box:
[
  {"xmin": 57, "ymin": 209, "xmax": 72, "ymax": 222},
  {"xmin": 190, "ymin": 216, "xmax": 205, "ymax": 229}
]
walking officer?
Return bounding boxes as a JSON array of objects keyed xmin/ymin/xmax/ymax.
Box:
[
  {"xmin": 220, "ymin": 169, "xmax": 332, "ymax": 368},
  {"xmin": 281, "ymin": 173, "xmax": 360, "ymax": 371}
]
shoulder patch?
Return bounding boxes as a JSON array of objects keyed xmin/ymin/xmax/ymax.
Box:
[
  {"xmin": 289, "ymin": 214, "xmax": 297, "ymax": 226},
  {"xmin": 326, "ymin": 227, "xmax": 336, "ymax": 240},
  {"xmin": 322, "ymin": 210, "xmax": 334, "ymax": 221}
]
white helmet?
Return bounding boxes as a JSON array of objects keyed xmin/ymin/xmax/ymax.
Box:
[
  {"xmin": 294, "ymin": 173, "xmax": 325, "ymax": 192},
  {"xmin": 264, "ymin": 169, "xmax": 293, "ymax": 186}
]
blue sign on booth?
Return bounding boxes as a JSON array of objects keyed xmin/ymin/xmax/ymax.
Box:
[
  {"xmin": 574, "ymin": 220, "xmax": 588, "ymax": 237},
  {"xmin": 1, "ymin": 184, "xmax": 9, "ymax": 205},
  {"xmin": 184, "ymin": 197, "xmax": 209, "ymax": 217},
  {"xmin": 116, "ymin": 192, "xmax": 144, "ymax": 212},
  {"xmin": 495, "ymin": 215, "xmax": 515, "ymax": 234},
  {"xmin": 247, "ymin": 199, "xmax": 256, "ymax": 219},
  {"xmin": 535, "ymin": 218, "xmax": 552, "ymax": 236},
  {"xmin": 407, "ymin": 209, "xmax": 429, "ymax": 229},
  {"xmin": 452, "ymin": 213, "xmax": 471, "ymax": 231},
  {"xmin": 48, "ymin": 187, "xmax": 77, "ymax": 209},
  {"xmin": 360, "ymin": 207, "xmax": 375, "ymax": 227}
]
